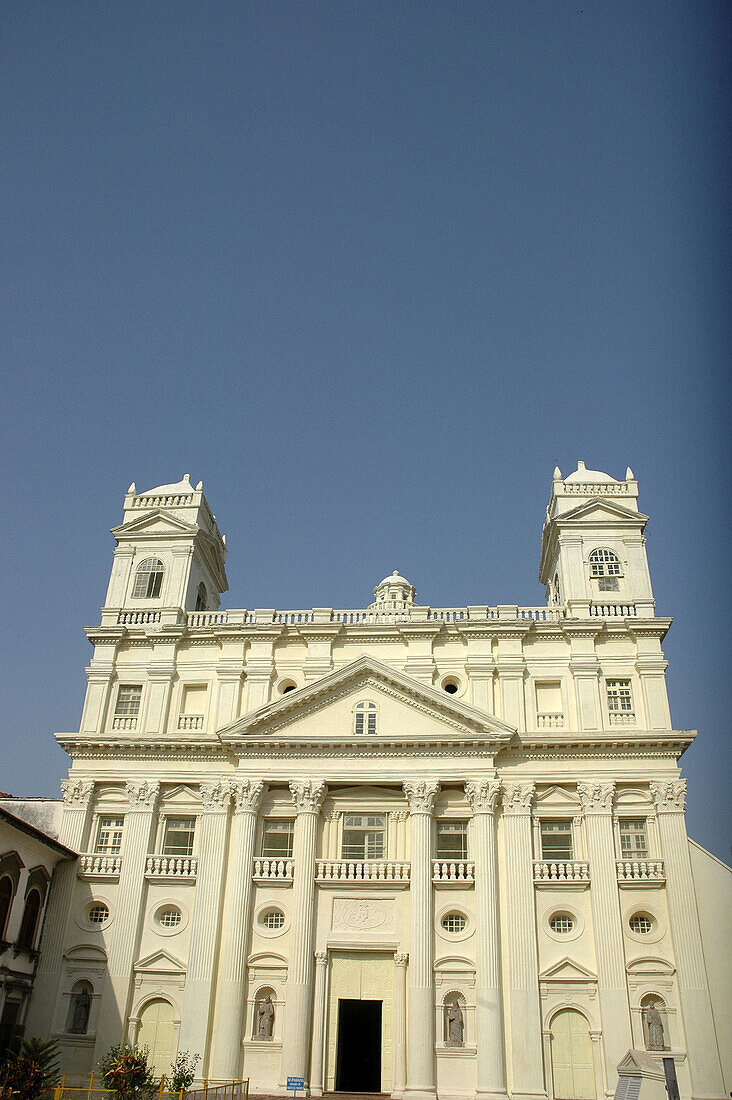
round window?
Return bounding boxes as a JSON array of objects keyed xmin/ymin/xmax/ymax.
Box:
[
  {"xmin": 279, "ymin": 681, "xmax": 297, "ymax": 695},
  {"xmin": 630, "ymin": 913, "xmax": 653, "ymax": 935},
  {"xmin": 87, "ymin": 903, "xmax": 109, "ymax": 925},
  {"xmin": 442, "ymin": 679, "xmax": 459, "ymax": 695},
  {"xmin": 262, "ymin": 909, "xmax": 285, "ymax": 931},
  {"xmin": 441, "ymin": 912, "xmax": 467, "ymax": 934},
  {"xmin": 549, "ymin": 913, "xmax": 574, "ymax": 934},
  {"xmin": 158, "ymin": 906, "xmax": 182, "ymax": 929}
]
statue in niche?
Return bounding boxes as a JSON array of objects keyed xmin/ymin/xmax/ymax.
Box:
[
  {"xmin": 256, "ymin": 994, "xmax": 275, "ymax": 1040},
  {"xmin": 68, "ymin": 986, "xmax": 92, "ymax": 1034},
  {"xmin": 645, "ymin": 1001, "xmax": 666, "ymax": 1050},
  {"xmin": 445, "ymin": 998, "xmax": 464, "ymax": 1046}
]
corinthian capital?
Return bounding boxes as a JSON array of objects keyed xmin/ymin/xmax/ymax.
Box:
[
  {"xmin": 230, "ymin": 778, "xmax": 265, "ymax": 813},
  {"xmin": 200, "ymin": 780, "xmax": 232, "ymax": 812},
  {"xmin": 289, "ymin": 779, "xmax": 327, "ymax": 814},
  {"xmin": 403, "ymin": 778, "xmax": 440, "ymax": 814},
  {"xmin": 650, "ymin": 779, "xmax": 686, "ymax": 813},
  {"xmin": 501, "ymin": 781, "xmax": 535, "ymax": 815},
  {"xmin": 60, "ymin": 779, "xmax": 95, "ymax": 807},
  {"xmin": 465, "ymin": 778, "xmax": 501, "ymax": 814},
  {"xmin": 577, "ymin": 781, "xmax": 615, "ymax": 814},
  {"xmin": 125, "ymin": 779, "xmax": 160, "ymax": 811}
]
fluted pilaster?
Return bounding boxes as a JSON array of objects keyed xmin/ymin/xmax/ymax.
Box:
[
  {"xmin": 392, "ymin": 953, "xmax": 409, "ymax": 1099},
  {"xmin": 651, "ymin": 780, "xmax": 724, "ymax": 1098},
  {"xmin": 310, "ymin": 951, "xmax": 329, "ymax": 1096},
  {"xmin": 403, "ymin": 778, "xmax": 439, "ymax": 1100},
  {"xmin": 211, "ymin": 778, "xmax": 265, "ymax": 1079},
  {"xmin": 465, "ymin": 779, "xmax": 507, "ymax": 1100}
]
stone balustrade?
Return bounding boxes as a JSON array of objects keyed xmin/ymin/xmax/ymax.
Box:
[
  {"xmin": 78, "ymin": 854, "xmax": 122, "ymax": 877},
  {"xmin": 537, "ymin": 713, "xmax": 564, "ymax": 729},
  {"xmin": 616, "ymin": 859, "xmax": 665, "ymax": 883},
  {"xmin": 185, "ymin": 611, "xmax": 229, "ymax": 627},
  {"xmin": 117, "ymin": 610, "xmax": 161, "ymax": 625},
  {"xmin": 316, "ymin": 859, "xmax": 411, "ymax": 882},
  {"xmin": 112, "ymin": 716, "xmax": 137, "ymax": 730},
  {"xmin": 432, "ymin": 859, "xmax": 475, "ymax": 883},
  {"xmin": 608, "ymin": 712, "xmax": 636, "ymax": 726},
  {"xmin": 178, "ymin": 714, "xmax": 204, "ymax": 729},
  {"xmin": 533, "ymin": 859, "xmax": 590, "ymax": 884},
  {"xmin": 253, "ymin": 858, "xmax": 294, "ymax": 882},
  {"xmin": 145, "ymin": 855, "xmax": 198, "ymax": 878},
  {"xmin": 590, "ymin": 603, "xmax": 638, "ymax": 617}
]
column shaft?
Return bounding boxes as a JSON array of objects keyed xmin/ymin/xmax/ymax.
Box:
[
  {"xmin": 392, "ymin": 954, "xmax": 409, "ymax": 1099},
  {"xmin": 309, "ymin": 952, "xmax": 329, "ymax": 1096}
]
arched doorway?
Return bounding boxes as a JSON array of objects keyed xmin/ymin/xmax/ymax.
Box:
[
  {"xmin": 137, "ymin": 998, "xmax": 177, "ymax": 1078},
  {"xmin": 550, "ymin": 1008, "xmax": 595, "ymax": 1099}
]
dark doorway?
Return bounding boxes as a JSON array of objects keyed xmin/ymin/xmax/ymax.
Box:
[{"xmin": 335, "ymin": 998, "xmax": 382, "ymax": 1092}]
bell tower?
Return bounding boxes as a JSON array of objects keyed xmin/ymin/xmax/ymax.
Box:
[
  {"xmin": 539, "ymin": 461, "xmax": 655, "ymax": 616},
  {"xmin": 101, "ymin": 474, "xmax": 228, "ymax": 623}
]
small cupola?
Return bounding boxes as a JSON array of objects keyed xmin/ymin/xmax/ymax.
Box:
[{"xmin": 370, "ymin": 570, "xmax": 416, "ymax": 610}]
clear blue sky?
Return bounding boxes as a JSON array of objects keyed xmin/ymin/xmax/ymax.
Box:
[{"xmin": 1, "ymin": 2, "xmax": 729, "ymax": 860}]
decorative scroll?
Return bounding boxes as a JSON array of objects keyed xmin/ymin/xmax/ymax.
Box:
[
  {"xmin": 650, "ymin": 779, "xmax": 686, "ymax": 813},
  {"xmin": 230, "ymin": 778, "xmax": 265, "ymax": 813},
  {"xmin": 403, "ymin": 778, "xmax": 440, "ymax": 814},
  {"xmin": 465, "ymin": 778, "xmax": 500, "ymax": 814},
  {"xmin": 60, "ymin": 779, "xmax": 95, "ymax": 806},
  {"xmin": 577, "ymin": 781, "xmax": 615, "ymax": 814},
  {"xmin": 501, "ymin": 781, "xmax": 535, "ymax": 814},
  {"xmin": 199, "ymin": 780, "xmax": 232, "ymax": 811},
  {"xmin": 289, "ymin": 779, "xmax": 327, "ymax": 814},
  {"xmin": 124, "ymin": 780, "xmax": 160, "ymax": 810}
]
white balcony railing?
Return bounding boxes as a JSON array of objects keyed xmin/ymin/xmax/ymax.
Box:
[
  {"xmin": 609, "ymin": 712, "xmax": 636, "ymax": 727},
  {"xmin": 616, "ymin": 859, "xmax": 665, "ymax": 883},
  {"xmin": 533, "ymin": 860, "xmax": 590, "ymax": 884},
  {"xmin": 185, "ymin": 611, "xmax": 228, "ymax": 627},
  {"xmin": 117, "ymin": 610, "xmax": 162, "ymax": 625},
  {"xmin": 78, "ymin": 854, "xmax": 122, "ymax": 877},
  {"xmin": 177, "ymin": 714, "xmax": 204, "ymax": 730},
  {"xmin": 112, "ymin": 716, "xmax": 137, "ymax": 730},
  {"xmin": 590, "ymin": 604, "xmax": 637, "ymax": 618},
  {"xmin": 145, "ymin": 855, "xmax": 198, "ymax": 878},
  {"xmin": 316, "ymin": 860, "xmax": 410, "ymax": 883},
  {"xmin": 253, "ymin": 858, "xmax": 294, "ymax": 882},
  {"xmin": 537, "ymin": 713, "xmax": 564, "ymax": 729},
  {"xmin": 432, "ymin": 859, "xmax": 474, "ymax": 883}
]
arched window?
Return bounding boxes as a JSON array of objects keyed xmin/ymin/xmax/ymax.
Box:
[
  {"xmin": 66, "ymin": 979, "xmax": 93, "ymax": 1034},
  {"xmin": 353, "ymin": 701, "xmax": 377, "ymax": 735},
  {"xmin": 131, "ymin": 558, "xmax": 165, "ymax": 599},
  {"xmin": 17, "ymin": 889, "xmax": 41, "ymax": 950},
  {"xmin": 195, "ymin": 582, "xmax": 207, "ymax": 611},
  {"xmin": 0, "ymin": 876, "xmax": 13, "ymax": 940}
]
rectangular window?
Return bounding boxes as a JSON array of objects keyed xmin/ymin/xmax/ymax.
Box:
[
  {"xmin": 607, "ymin": 680, "xmax": 634, "ymax": 712},
  {"xmin": 114, "ymin": 685, "xmax": 142, "ymax": 717},
  {"xmin": 260, "ymin": 819, "xmax": 295, "ymax": 859},
  {"xmin": 163, "ymin": 816, "xmax": 196, "ymax": 856},
  {"xmin": 436, "ymin": 821, "xmax": 468, "ymax": 861},
  {"xmin": 341, "ymin": 814, "xmax": 386, "ymax": 860},
  {"xmin": 540, "ymin": 820, "xmax": 573, "ymax": 860},
  {"xmin": 95, "ymin": 816, "xmax": 124, "ymax": 854},
  {"xmin": 619, "ymin": 819, "xmax": 648, "ymax": 859}
]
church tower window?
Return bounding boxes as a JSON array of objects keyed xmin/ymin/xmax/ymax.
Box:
[
  {"xmin": 353, "ymin": 701, "xmax": 377, "ymax": 735},
  {"xmin": 131, "ymin": 558, "xmax": 165, "ymax": 599}
]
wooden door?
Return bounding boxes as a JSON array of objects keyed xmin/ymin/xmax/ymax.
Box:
[
  {"xmin": 137, "ymin": 998, "xmax": 177, "ymax": 1078},
  {"xmin": 551, "ymin": 1009, "xmax": 595, "ymax": 1099}
]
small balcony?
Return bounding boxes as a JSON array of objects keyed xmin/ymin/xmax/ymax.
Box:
[
  {"xmin": 78, "ymin": 854, "xmax": 122, "ymax": 879},
  {"xmin": 112, "ymin": 716, "xmax": 137, "ymax": 730},
  {"xmin": 608, "ymin": 712, "xmax": 636, "ymax": 727},
  {"xmin": 253, "ymin": 858, "xmax": 294, "ymax": 883},
  {"xmin": 616, "ymin": 859, "xmax": 665, "ymax": 885},
  {"xmin": 177, "ymin": 715, "xmax": 204, "ymax": 730},
  {"xmin": 537, "ymin": 713, "xmax": 564, "ymax": 729},
  {"xmin": 145, "ymin": 855, "xmax": 198, "ymax": 880},
  {"xmin": 533, "ymin": 859, "xmax": 590, "ymax": 885},
  {"xmin": 316, "ymin": 859, "xmax": 410, "ymax": 884},
  {"xmin": 432, "ymin": 859, "xmax": 475, "ymax": 884}
]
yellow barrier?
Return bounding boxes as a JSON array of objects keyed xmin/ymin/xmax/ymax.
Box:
[{"xmin": 54, "ymin": 1076, "xmax": 249, "ymax": 1100}]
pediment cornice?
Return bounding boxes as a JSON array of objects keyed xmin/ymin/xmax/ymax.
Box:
[{"xmin": 552, "ymin": 497, "xmax": 648, "ymax": 526}]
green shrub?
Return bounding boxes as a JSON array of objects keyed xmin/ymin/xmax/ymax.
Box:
[{"xmin": 98, "ymin": 1045, "xmax": 156, "ymax": 1098}]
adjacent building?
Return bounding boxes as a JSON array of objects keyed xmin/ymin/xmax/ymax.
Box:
[{"xmin": 24, "ymin": 466, "xmax": 729, "ymax": 1099}]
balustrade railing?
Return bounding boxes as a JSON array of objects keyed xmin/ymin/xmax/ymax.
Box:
[
  {"xmin": 78, "ymin": 854, "xmax": 122, "ymax": 876},
  {"xmin": 117, "ymin": 610, "xmax": 161, "ymax": 625},
  {"xmin": 616, "ymin": 859, "xmax": 665, "ymax": 883},
  {"xmin": 533, "ymin": 859, "xmax": 590, "ymax": 883},
  {"xmin": 590, "ymin": 603, "xmax": 637, "ymax": 617},
  {"xmin": 432, "ymin": 859, "xmax": 474, "ymax": 883},
  {"xmin": 145, "ymin": 855, "xmax": 198, "ymax": 878},
  {"xmin": 608, "ymin": 712, "xmax": 636, "ymax": 727},
  {"xmin": 112, "ymin": 716, "xmax": 138, "ymax": 730},
  {"xmin": 178, "ymin": 714, "xmax": 204, "ymax": 729},
  {"xmin": 185, "ymin": 611, "xmax": 228, "ymax": 627},
  {"xmin": 316, "ymin": 859, "xmax": 410, "ymax": 882},
  {"xmin": 537, "ymin": 713, "xmax": 565, "ymax": 729},
  {"xmin": 253, "ymin": 858, "xmax": 294, "ymax": 881}
]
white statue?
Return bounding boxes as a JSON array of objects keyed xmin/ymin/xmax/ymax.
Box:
[
  {"xmin": 257, "ymin": 994, "xmax": 275, "ymax": 1039},
  {"xmin": 445, "ymin": 999, "xmax": 464, "ymax": 1046}
]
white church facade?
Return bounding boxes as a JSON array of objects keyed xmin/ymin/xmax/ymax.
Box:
[{"xmin": 24, "ymin": 464, "xmax": 729, "ymax": 1100}]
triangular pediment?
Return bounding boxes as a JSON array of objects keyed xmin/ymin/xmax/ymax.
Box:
[
  {"xmin": 134, "ymin": 949, "xmax": 186, "ymax": 976},
  {"xmin": 556, "ymin": 498, "xmax": 648, "ymax": 526},
  {"xmin": 112, "ymin": 509, "xmax": 199, "ymax": 538},
  {"xmin": 219, "ymin": 655, "xmax": 515, "ymax": 744},
  {"xmin": 617, "ymin": 1050, "xmax": 664, "ymax": 1076},
  {"xmin": 540, "ymin": 957, "xmax": 597, "ymax": 982}
]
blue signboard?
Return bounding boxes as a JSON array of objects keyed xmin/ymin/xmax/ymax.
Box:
[{"xmin": 287, "ymin": 1078, "xmax": 305, "ymax": 1092}]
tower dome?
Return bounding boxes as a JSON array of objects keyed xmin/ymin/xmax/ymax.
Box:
[{"xmin": 370, "ymin": 569, "xmax": 416, "ymax": 609}]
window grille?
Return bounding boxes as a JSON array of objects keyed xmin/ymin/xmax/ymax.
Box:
[
  {"xmin": 341, "ymin": 814, "xmax": 386, "ymax": 860},
  {"xmin": 354, "ymin": 701, "xmax": 377, "ymax": 735},
  {"xmin": 436, "ymin": 821, "xmax": 468, "ymax": 860},
  {"xmin": 163, "ymin": 817, "xmax": 196, "ymax": 856},
  {"xmin": 549, "ymin": 913, "xmax": 574, "ymax": 934},
  {"xmin": 131, "ymin": 558, "xmax": 165, "ymax": 599},
  {"xmin": 88, "ymin": 904, "xmax": 109, "ymax": 924},
  {"xmin": 540, "ymin": 820, "xmax": 573, "ymax": 860},
  {"xmin": 261, "ymin": 820, "xmax": 295, "ymax": 859},
  {"xmin": 441, "ymin": 912, "xmax": 467, "ymax": 934},
  {"xmin": 607, "ymin": 680, "xmax": 633, "ymax": 712},
  {"xmin": 619, "ymin": 819, "xmax": 648, "ymax": 858},
  {"xmin": 95, "ymin": 816, "xmax": 124, "ymax": 854},
  {"xmin": 589, "ymin": 548, "xmax": 622, "ymax": 577},
  {"xmin": 114, "ymin": 685, "xmax": 142, "ymax": 717},
  {"xmin": 158, "ymin": 907, "xmax": 182, "ymax": 928}
]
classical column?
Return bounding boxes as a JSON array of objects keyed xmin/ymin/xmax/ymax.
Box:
[
  {"xmin": 650, "ymin": 780, "xmax": 725, "ymax": 1098},
  {"xmin": 501, "ymin": 782, "xmax": 546, "ymax": 1100},
  {"xmin": 179, "ymin": 781, "xmax": 232, "ymax": 1067},
  {"xmin": 465, "ymin": 779, "xmax": 507, "ymax": 1100},
  {"xmin": 392, "ymin": 953, "xmax": 409, "ymax": 1099},
  {"xmin": 280, "ymin": 779, "xmax": 327, "ymax": 1086},
  {"xmin": 403, "ymin": 778, "xmax": 440, "ymax": 1100},
  {"xmin": 26, "ymin": 780, "xmax": 95, "ymax": 1037},
  {"xmin": 94, "ymin": 780, "xmax": 160, "ymax": 1061},
  {"xmin": 577, "ymin": 781, "xmax": 632, "ymax": 1095},
  {"xmin": 210, "ymin": 778, "xmax": 265, "ymax": 1079},
  {"xmin": 309, "ymin": 951, "xmax": 329, "ymax": 1096}
]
